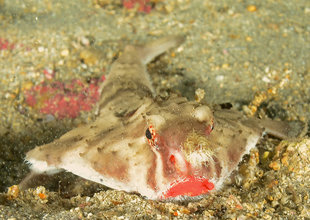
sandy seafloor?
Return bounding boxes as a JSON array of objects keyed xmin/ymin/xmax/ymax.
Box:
[{"xmin": 0, "ymin": 0, "xmax": 310, "ymax": 219}]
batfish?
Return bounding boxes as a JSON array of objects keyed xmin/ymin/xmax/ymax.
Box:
[{"xmin": 20, "ymin": 36, "xmax": 305, "ymax": 200}]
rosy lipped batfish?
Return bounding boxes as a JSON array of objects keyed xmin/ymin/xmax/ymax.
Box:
[{"xmin": 20, "ymin": 36, "xmax": 304, "ymax": 200}]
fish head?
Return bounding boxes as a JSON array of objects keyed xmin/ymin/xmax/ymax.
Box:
[{"xmin": 141, "ymin": 96, "xmax": 216, "ymax": 199}]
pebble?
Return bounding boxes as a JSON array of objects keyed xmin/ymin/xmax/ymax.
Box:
[
  {"xmin": 61, "ymin": 49, "xmax": 69, "ymax": 57},
  {"xmin": 269, "ymin": 161, "xmax": 281, "ymax": 171},
  {"xmin": 262, "ymin": 76, "xmax": 271, "ymax": 83},
  {"xmin": 79, "ymin": 49, "xmax": 100, "ymax": 66},
  {"xmin": 247, "ymin": 5, "xmax": 257, "ymax": 12},
  {"xmin": 194, "ymin": 88, "xmax": 205, "ymax": 102},
  {"xmin": 215, "ymin": 75, "xmax": 224, "ymax": 81},
  {"xmin": 37, "ymin": 46, "xmax": 44, "ymax": 52}
]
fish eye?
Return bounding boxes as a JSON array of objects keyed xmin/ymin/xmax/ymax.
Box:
[
  {"xmin": 146, "ymin": 125, "xmax": 159, "ymax": 150},
  {"xmin": 210, "ymin": 122, "xmax": 214, "ymax": 131},
  {"xmin": 205, "ymin": 119, "xmax": 215, "ymax": 135},
  {"xmin": 145, "ymin": 128, "xmax": 152, "ymax": 139}
]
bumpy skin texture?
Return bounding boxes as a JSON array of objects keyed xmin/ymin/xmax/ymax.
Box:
[{"xmin": 23, "ymin": 36, "xmax": 300, "ymax": 200}]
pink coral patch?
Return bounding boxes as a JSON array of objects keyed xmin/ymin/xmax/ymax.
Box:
[
  {"xmin": 123, "ymin": 0, "xmax": 152, "ymax": 13},
  {"xmin": 25, "ymin": 75, "xmax": 105, "ymax": 119},
  {"xmin": 0, "ymin": 38, "xmax": 15, "ymax": 50}
]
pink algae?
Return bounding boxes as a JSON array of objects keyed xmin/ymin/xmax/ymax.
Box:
[
  {"xmin": 122, "ymin": 0, "xmax": 152, "ymax": 13},
  {"xmin": 25, "ymin": 74, "xmax": 105, "ymax": 119},
  {"xmin": 0, "ymin": 38, "xmax": 15, "ymax": 50}
]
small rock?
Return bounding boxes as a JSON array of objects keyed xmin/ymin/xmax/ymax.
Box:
[{"xmin": 61, "ymin": 49, "xmax": 69, "ymax": 57}]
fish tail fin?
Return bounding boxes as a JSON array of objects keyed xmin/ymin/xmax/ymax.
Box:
[
  {"xmin": 97, "ymin": 36, "xmax": 185, "ymax": 114},
  {"xmin": 137, "ymin": 35, "xmax": 185, "ymax": 65}
]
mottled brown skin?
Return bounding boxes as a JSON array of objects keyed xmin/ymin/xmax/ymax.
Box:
[{"xmin": 21, "ymin": 36, "xmax": 305, "ymax": 200}]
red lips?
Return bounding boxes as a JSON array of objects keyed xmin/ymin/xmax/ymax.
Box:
[{"xmin": 162, "ymin": 175, "xmax": 214, "ymax": 199}]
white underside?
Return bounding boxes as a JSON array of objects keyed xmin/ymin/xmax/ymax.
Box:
[
  {"xmin": 212, "ymin": 133, "xmax": 261, "ymax": 191},
  {"xmin": 27, "ymin": 159, "xmax": 62, "ymax": 175},
  {"xmin": 27, "ymin": 146, "xmax": 160, "ymax": 200}
]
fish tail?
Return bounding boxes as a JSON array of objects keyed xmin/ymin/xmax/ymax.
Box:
[
  {"xmin": 138, "ymin": 35, "xmax": 185, "ymax": 65},
  {"xmin": 97, "ymin": 36, "xmax": 185, "ymax": 114}
]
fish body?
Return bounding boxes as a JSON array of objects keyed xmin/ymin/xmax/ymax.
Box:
[{"xmin": 22, "ymin": 36, "xmax": 303, "ymax": 200}]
